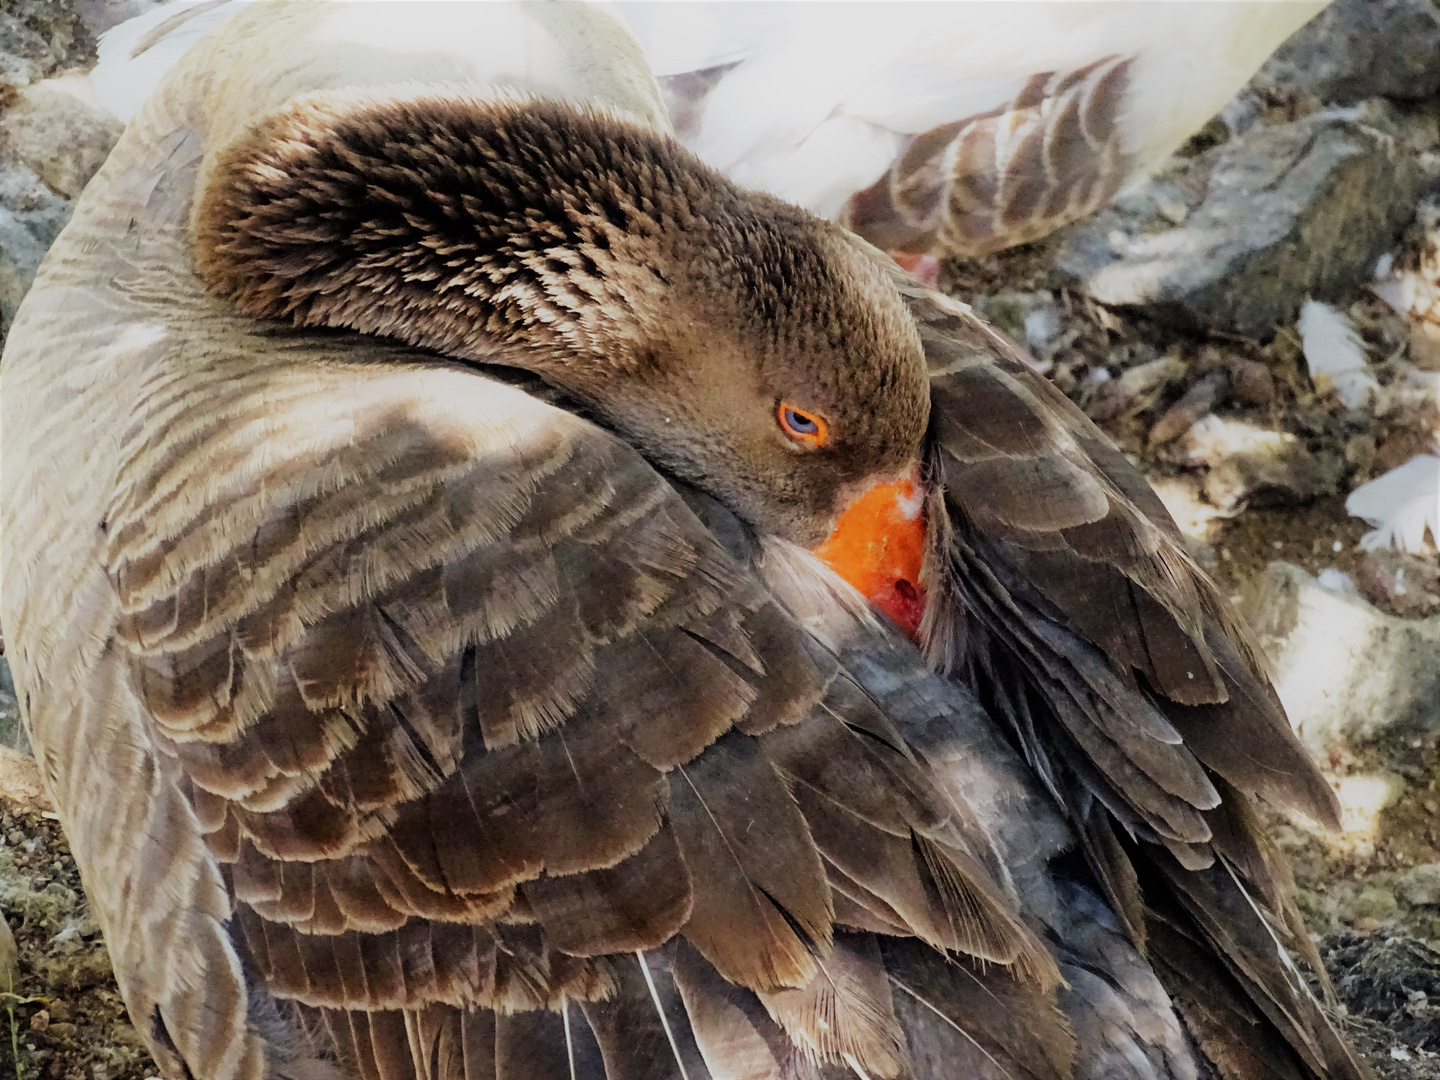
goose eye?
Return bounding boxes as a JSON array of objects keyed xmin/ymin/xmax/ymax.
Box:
[{"xmin": 778, "ymin": 403, "xmax": 829, "ymax": 448}]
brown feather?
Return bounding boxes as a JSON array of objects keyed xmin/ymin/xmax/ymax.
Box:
[
  {"xmin": 525, "ymin": 828, "xmax": 694, "ymax": 957},
  {"xmin": 670, "ymin": 733, "xmax": 832, "ymax": 992},
  {"xmin": 757, "ymin": 932, "xmax": 908, "ymax": 1078}
]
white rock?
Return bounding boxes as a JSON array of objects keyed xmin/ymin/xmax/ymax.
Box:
[
  {"xmin": 1242, "ymin": 562, "xmax": 1440, "ymax": 756},
  {"xmin": 1316, "ymin": 567, "xmax": 1358, "ymax": 596}
]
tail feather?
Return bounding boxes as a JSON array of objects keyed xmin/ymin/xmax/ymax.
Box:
[
  {"xmin": 758, "ymin": 933, "xmax": 907, "ymax": 1079},
  {"xmin": 880, "ymin": 936, "xmax": 1076, "ymax": 1080},
  {"xmin": 578, "ymin": 953, "xmax": 706, "ymax": 1080}
]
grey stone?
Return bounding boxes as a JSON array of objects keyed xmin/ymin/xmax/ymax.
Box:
[
  {"xmin": 0, "ymin": 12, "xmax": 52, "ymax": 90},
  {"xmin": 1400, "ymin": 864, "xmax": 1440, "ymax": 908},
  {"xmin": 0, "ymin": 77, "xmax": 122, "ymax": 199},
  {"xmin": 0, "ymin": 165, "xmax": 75, "ymax": 337},
  {"xmin": 1182, "ymin": 415, "xmax": 1343, "ymax": 510},
  {"xmin": 0, "ymin": 657, "xmax": 26, "ymax": 757},
  {"xmin": 1258, "ymin": 0, "xmax": 1440, "ymax": 105},
  {"xmin": 1055, "ymin": 103, "xmax": 1427, "ymax": 338},
  {"xmin": 1242, "ymin": 562, "xmax": 1440, "ymax": 756},
  {"xmin": 0, "ymin": 75, "xmax": 114, "ymax": 335}
]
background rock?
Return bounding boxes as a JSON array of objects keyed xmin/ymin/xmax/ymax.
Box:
[
  {"xmin": 0, "ymin": 1, "xmax": 126, "ymax": 340},
  {"xmin": 1399, "ymin": 862, "xmax": 1440, "ymax": 907},
  {"xmin": 0, "ymin": 745, "xmax": 46, "ymax": 811},
  {"xmin": 1, "ymin": 76, "xmax": 122, "ymax": 199},
  {"xmin": 1259, "ymin": 0, "xmax": 1440, "ymax": 105},
  {"xmin": 0, "ymin": 656, "xmax": 28, "ymax": 756},
  {"xmin": 1242, "ymin": 562, "xmax": 1440, "ymax": 756},
  {"xmin": 0, "ymin": 75, "xmax": 122, "ymax": 335},
  {"xmin": 1055, "ymin": 102, "xmax": 1429, "ymax": 337}
]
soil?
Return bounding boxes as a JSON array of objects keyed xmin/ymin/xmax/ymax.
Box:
[
  {"xmin": 1, "ymin": 806, "xmax": 153, "ymax": 1080},
  {"xmin": 1278, "ymin": 719, "xmax": 1440, "ymax": 1077}
]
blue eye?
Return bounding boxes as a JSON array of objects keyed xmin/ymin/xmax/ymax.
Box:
[
  {"xmin": 777, "ymin": 403, "xmax": 828, "ymax": 446},
  {"xmin": 784, "ymin": 409, "xmax": 817, "ymax": 434}
]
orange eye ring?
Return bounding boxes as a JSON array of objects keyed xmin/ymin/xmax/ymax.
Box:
[{"xmin": 778, "ymin": 403, "xmax": 829, "ymax": 448}]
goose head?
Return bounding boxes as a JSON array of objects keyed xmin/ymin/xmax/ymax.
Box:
[{"xmin": 194, "ymin": 88, "xmax": 930, "ymax": 548}]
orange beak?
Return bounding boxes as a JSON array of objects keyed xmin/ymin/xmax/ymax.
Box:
[{"xmin": 812, "ymin": 473, "xmax": 928, "ymax": 639}]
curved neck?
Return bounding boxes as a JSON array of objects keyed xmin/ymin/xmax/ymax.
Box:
[{"xmin": 193, "ymin": 89, "xmax": 837, "ymax": 392}]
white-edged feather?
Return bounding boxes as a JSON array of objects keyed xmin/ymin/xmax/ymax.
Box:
[
  {"xmin": 613, "ymin": 1, "xmax": 1326, "ymax": 220},
  {"xmin": 94, "ymin": 0, "xmax": 1327, "ymax": 234},
  {"xmin": 1346, "ymin": 455, "xmax": 1440, "ymax": 554},
  {"xmin": 1298, "ymin": 298, "xmax": 1379, "ymax": 411}
]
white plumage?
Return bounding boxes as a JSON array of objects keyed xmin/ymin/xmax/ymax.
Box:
[
  {"xmin": 1297, "ymin": 298, "xmax": 1380, "ymax": 411},
  {"xmin": 1346, "ymin": 455, "xmax": 1440, "ymax": 554},
  {"xmin": 92, "ymin": 0, "xmax": 1330, "ymax": 258},
  {"xmin": 621, "ymin": 4, "xmax": 1318, "ymax": 195}
]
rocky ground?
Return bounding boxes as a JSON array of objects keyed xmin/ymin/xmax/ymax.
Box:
[{"xmin": 1, "ymin": 1, "xmax": 1438, "ymax": 1078}]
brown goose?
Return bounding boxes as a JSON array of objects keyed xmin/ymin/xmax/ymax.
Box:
[{"xmin": 1, "ymin": 3, "xmax": 1363, "ymax": 1080}]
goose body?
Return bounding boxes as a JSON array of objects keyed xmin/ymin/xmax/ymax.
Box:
[{"xmin": 4, "ymin": 4, "xmax": 1363, "ymax": 1080}]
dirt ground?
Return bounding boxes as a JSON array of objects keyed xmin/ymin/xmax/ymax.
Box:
[{"xmin": 1, "ymin": 806, "xmax": 153, "ymax": 1080}]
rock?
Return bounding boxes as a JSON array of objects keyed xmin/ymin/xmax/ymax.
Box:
[
  {"xmin": 1258, "ymin": 0, "xmax": 1440, "ymax": 105},
  {"xmin": 0, "ymin": 11, "xmax": 53, "ymax": 91},
  {"xmin": 1226, "ymin": 356, "xmax": 1275, "ymax": 407},
  {"xmin": 0, "ymin": 746, "xmax": 46, "ymax": 811},
  {"xmin": 0, "ymin": 158, "xmax": 75, "ymax": 337},
  {"xmin": 1399, "ymin": 864, "xmax": 1440, "ymax": 908},
  {"xmin": 1182, "ymin": 415, "xmax": 1341, "ymax": 510},
  {"xmin": 0, "ymin": 76, "xmax": 122, "ymax": 199},
  {"xmin": 1055, "ymin": 103, "xmax": 1427, "ymax": 337},
  {"xmin": 1349, "ymin": 884, "xmax": 1401, "ymax": 923},
  {"xmin": 1149, "ymin": 369, "xmax": 1229, "ymax": 446},
  {"xmin": 1242, "ymin": 562, "xmax": 1440, "ymax": 756},
  {"xmin": 1356, "ymin": 548, "xmax": 1440, "ymax": 619},
  {"xmin": 0, "ymin": 657, "xmax": 27, "ymax": 756}
]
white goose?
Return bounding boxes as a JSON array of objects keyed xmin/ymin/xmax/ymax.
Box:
[
  {"xmin": 618, "ymin": 0, "xmax": 1330, "ymax": 264},
  {"xmin": 94, "ymin": 0, "xmax": 1329, "ymax": 269}
]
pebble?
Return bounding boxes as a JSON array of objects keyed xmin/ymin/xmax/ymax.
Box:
[
  {"xmin": 1400, "ymin": 864, "xmax": 1440, "ymax": 908},
  {"xmin": 1227, "ymin": 356, "xmax": 1276, "ymax": 406},
  {"xmin": 1149, "ymin": 370, "xmax": 1231, "ymax": 446}
]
